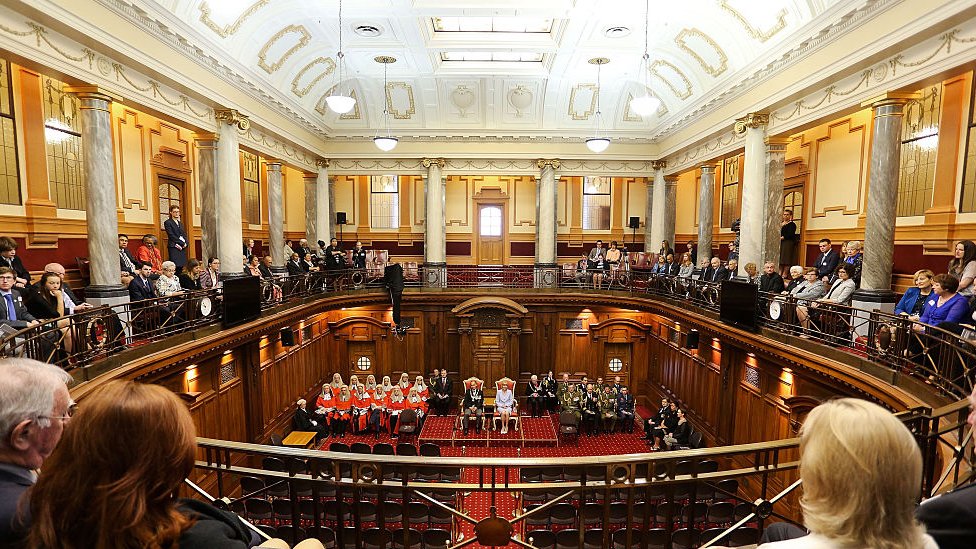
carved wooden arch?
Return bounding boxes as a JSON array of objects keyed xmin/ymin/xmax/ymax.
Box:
[
  {"xmin": 783, "ymin": 395, "xmax": 822, "ymax": 434},
  {"xmin": 327, "ymin": 316, "xmax": 391, "ymax": 340},
  {"xmin": 589, "ymin": 317, "xmax": 649, "ymax": 342},
  {"xmin": 451, "ymin": 296, "xmax": 529, "ymax": 316}
]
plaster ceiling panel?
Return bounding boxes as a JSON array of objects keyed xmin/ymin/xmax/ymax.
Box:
[
  {"xmin": 439, "ymin": 79, "xmax": 485, "ymax": 125},
  {"xmin": 499, "ymin": 80, "xmax": 544, "ymax": 127}
]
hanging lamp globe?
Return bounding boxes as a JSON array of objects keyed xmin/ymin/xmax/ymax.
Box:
[
  {"xmin": 630, "ymin": 94, "xmax": 660, "ymax": 117},
  {"xmin": 325, "ymin": 94, "xmax": 356, "ymax": 114},
  {"xmin": 373, "ymin": 136, "xmax": 398, "ymax": 152}
]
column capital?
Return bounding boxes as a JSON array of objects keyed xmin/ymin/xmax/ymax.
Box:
[
  {"xmin": 316, "ymin": 158, "xmax": 330, "ymax": 169},
  {"xmin": 265, "ymin": 158, "xmax": 283, "ymax": 168},
  {"xmin": 536, "ymin": 158, "xmax": 560, "ymax": 170},
  {"xmin": 423, "ymin": 157, "xmax": 447, "ymax": 169},
  {"xmin": 650, "ymin": 160, "xmax": 667, "ymax": 171},
  {"xmin": 192, "ymin": 132, "xmax": 219, "ymax": 143},
  {"xmin": 765, "ymin": 136, "xmax": 791, "ymax": 152},
  {"xmin": 734, "ymin": 112, "xmax": 769, "ymax": 135},
  {"xmin": 861, "ymin": 92, "xmax": 920, "ymax": 109},
  {"xmin": 664, "ymin": 175, "xmax": 679, "ymax": 185},
  {"xmin": 63, "ymin": 85, "xmax": 122, "ymax": 104},
  {"xmin": 215, "ymin": 109, "xmax": 251, "ymax": 130},
  {"xmin": 699, "ymin": 164, "xmax": 717, "ymax": 174}
]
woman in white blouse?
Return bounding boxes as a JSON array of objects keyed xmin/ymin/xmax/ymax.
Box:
[{"xmin": 155, "ymin": 261, "xmax": 183, "ymax": 297}]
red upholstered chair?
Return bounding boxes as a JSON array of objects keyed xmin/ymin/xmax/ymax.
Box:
[
  {"xmin": 456, "ymin": 377, "xmax": 486, "ymax": 432},
  {"xmin": 493, "ymin": 377, "xmax": 519, "ymax": 432}
]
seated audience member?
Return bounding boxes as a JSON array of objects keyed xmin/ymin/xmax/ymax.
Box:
[
  {"xmin": 581, "ymin": 384, "xmax": 600, "ymax": 436},
  {"xmin": 364, "ymin": 374, "xmax": 377, "ymax": 394},
  {"xmin": 405, "ymin": 386, "xmax": 427, "ymax": 429},
  {"xmin": 526, "ymin": 375, "xmax": 544, "ymax": 417},
  {"xmin": 813, "ymin": 238, "xmax": 840, "ymax": 284},
  {"xmin": 757, "ymin": 399, "xmax": 938, "ymax": 549},
  {"xmin": 199, "ymin": 257, "xmax": 220, "ymax": 289},
  {"xmin": 0, "ymin": 267, "xmax": 39, "ymax": 330},
  {"xmin": 244, "ymin": 255, "xmax": 261, "ymax": 277},
  {"xmin": 25, "ymin": 273, "xmax": 72, "ymax": 353},
  {"xmin": 948, "ymin": 239, "xmax": 976, "ymax": 296},
  {"xmin": 293, "ymin": 398, "xmax": 327, "ymax": 442},
  {"xmin": 599, "ymin": 385, "xmax": 617, "ymax": 434},
  {"xmin": 559, "ymin": 382, "xmax": 582, "ymax": 423},
  {"xmin": 315, "ymin": 240, "xmax": 328, "ymax": 264},
  {"xmin": 650, "ymin": 401, "xmax": 679, "ymax": 451},
  {"xmin": 461, "ymin": 380, "xmax": 484, "ymax": 435},
  {"xmin": 297, "ymin": 238, "xmax": 312, "ymax": 259},
  {"xmin": 913, "ymin": 274, "xmax": 970, "ymax": 332},
  {"xmin": 616, "ymin": 386, "xmax": 635, "ymax": 432},
  {"xmin": 686, "ymin": 241, "xmax": 697, "ymax": 265},
  {"xmin": 379, "ymin": 375, "xmax": 393, "ymax": 394},
  {"xmin": 784, "ymin": 265, "xmax": 804, "ymax": 293},
  {"xmin": 136, "ymin": 234, "xmax": 163, "ymax": 275},
  {"xmin": 542, "ymin": 371, "xmax": 558, "ymax": 413},
  {"xmin": 758, "ymin": 262, "xmax": 786, "ymax": 293},
  {"xmin": 313, "ymin": 384, "xmax": 335, "ymax": 439},
  {"xmin": 118, "ymin": 234, "xmax": 142, "ymax": 286},
  {"xmin": 651, "ymin": 255, "xmax": 667, "ymax": 274},
  {"xmin": 259, "ymin": 255, "xmax": 275, "ymax": 279},
  {"xmin": 671, "ymin": 409, "xmax": 691, "ymax": 448},
  {"xmin": 397, "ymin": 372, "xmax": 411, "ymax": 393},
  {"xmin": 0, "ymin": 237, "xmax": 30, "ymax": 288},
  {"xmin": 556, "ymin": 372, "xmax": 572, "ymax": 401},
  {"xmin": 39, "ymin": 264, "xmax": 91, "ymax": 315},
  {"xmin": 574, "ymin": 253, "xmax": 589, "ymax": 287},
  {"xmin": 127, "ymin": 264, "xmax": 160, "ymax": 329},
  {"xmin": 606, "ymin": 241, "xmax": 623, "ymax": 269},
  {"xmin": 727, "ymin": 242, "xmax": 739, "ymax": 261},
  {"xmin": 702, "ymin": 257, "xmax": 727, "ymax": 283},
  {"xmin": 591, "ymin": 253, "xmax": 609, "ymax": 289},
  {"xmin": 178, "ymin": 259, "xmax": 203, "ymax": 291},
  {"xmin": 413, "ymin": 376, "xmax": 429, "ymax": 401},
  {"xmin": 368, "ymin": 385, "xmax": 387, "ymax": 439},
  {"xmin": 283, "ymin": 239, "xmax": 296, "ymax": 263},
  {"xmin": 798, "ymin": 265, "xmax": 856, "ymax": 330},
  {"xmin": 286, "ymin": 253, "xmax": 304, "ymax": 276},
  {"xmin": 894, "ymin": 270, "xmax": 935, "ymax": 321},
  {"xmin": 742, "ymin": 261, "xmax": 757, "ymax": 283},
  {"xmin": 386, "ymin": 387, "xmax": 406, "ymax": 436},
  {"xmin": 915, "ymin": 385, "xmax": 976, "ymax": 549},
  {"xmin": 834, "ymin": 240, "xmax": 862, "ymax": 286},
  {"xmin": 155, "ymin": 261, "xmax": 183, "ymax": 298},
  {"xmin": 432, "ymin": 369, "xmax": 452, "ymax": 416},
  {"xmin": 0, "ymin": 359, "xmax": 72, "ymax": 547},
  {"xmin": 333, "ymin": 386, "xmax": 353, "ymax": 438},
  {"xmin": 495, "ymin": 381, "xmax": 515, "ymax": 434},
  {"xmin": 352, "ymin": 385, "xmax": 372, "ymax": 434},
  {"xmin": 678, "ymin": 253, "xmax": 695, "ymax": 278},
  {"xmin": 301, "ymin": 252, "xmax": 319, "ymax": 273},
  {"xmin": 790, "ymin": 268, "xmax": 826, "ymax": 304},
  {"xmin": 27, "ymin": 380, "xmax": 303, "ymax": 549}
]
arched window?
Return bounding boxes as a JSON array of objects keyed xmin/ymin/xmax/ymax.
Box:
[{"xmin": 480, "ymin": 205, "xmax": 502, "ymax": 236}]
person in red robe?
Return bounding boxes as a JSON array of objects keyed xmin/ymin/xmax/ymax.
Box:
[
  {"xmin": 370, "ymin": 385, "xmax": 389, "ymax": 438},
  {"xmin": 406, "ymin": 386, "xmax": 428, "ymax": 429},
  {"xmin": 387, "ymin": 387, "xmax": 406, "ymax": 437},
  {"xmin": 314, "ymin": 383, "xmax": 336, "ymax": 438},
  {"xmin": 353, "ymin": 385, "xmax": 372, "ymax": 433},
  {"xmin": 334, "ymin": 386, "xmax": 353, "ymax": 438}
]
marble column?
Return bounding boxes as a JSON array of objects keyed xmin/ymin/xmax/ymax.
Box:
[
  {"xmin": 314, "ymin": 160, "xmax": 333, "ymax": 246},
  {"xmin": 763, "ymin": 137, "xmax": 790, "ymax": 267},
  {"xmin": 303, "ymin": 172, "xmax": 317, "ymax": 244},
  {"xmin": 858, "ymin": 94, "xmax": 917, "ymax": 300},
  {"xmin": 266, "ymin": 160, "xmax": 284, "ymax": 265},
  {"xmin": 644, "ymin": 174, "xmax": 654, "ymax": 254},
  {"xmin": 214, "ymin": 109, "xmax": 248, "ymax": 277},
  {"xmin": 663, "ymin": 176, "xmax": 678, "ymax": 250},
  {"xmin": 734, "ymin": 112, "xmax": 769, "ymax": 275},
  {"xmin": 535, "ymin": 159, "xmax": 560, "ymax": 288},
  {"xmin": 65, "ymin": 86, "xmax": 127, "ymax": 304},
  {"xmin": 697, "ymin": 164, "xmax": 716, "ymax": 265},
  {"xmin": 423, "ymin": 158, "xmax": 447, "ymax": 287},
  {"xmin": 195, "ymin": 133, "xmax": 219, "ymax": 263},
  {"xmin": 649, "ymin": 160, "xmax": 667, "ymax": 254}
]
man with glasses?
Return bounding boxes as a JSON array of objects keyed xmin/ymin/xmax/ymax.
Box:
[
  {"xmin": 0, "ymin": 358, "xmax": 73, "ymax": 546},
  {"xmin": 0, "ymin": 268, "xmax": 37, "ymax": 330}
]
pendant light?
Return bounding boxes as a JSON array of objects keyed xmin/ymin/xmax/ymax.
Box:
[
  {"xmin": 373, "ymin": 56, "xmax": 398, "ymax": 151},
  {"xmin": 585, "ymin": 57, "xmax": 611, "ymax": 153},
  {"xmin": 630, "ymin": 0, "xmax": 661, "ymax": 117},
  {"xmin": 325, "ymin": 0, "xmax": 356, "ymax": 114}
]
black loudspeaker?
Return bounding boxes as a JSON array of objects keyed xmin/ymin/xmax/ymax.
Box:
[
  {"xmin": 628, "ymin": 216, "xmax": 640, "ymax": 229},
  {"xmin": 685, "ymin": 329, "xmax": 700, "ymax": 350},
  {"xmin": 336, "ymin": 212, "xmax": 347, "ymax": 225},
  {"xmin": 280, "ymin": 327, "xmax": 295, "ymax": 347}
]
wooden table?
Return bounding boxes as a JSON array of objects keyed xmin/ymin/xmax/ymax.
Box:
[{"xmin": 281, "ymin": 430, "xmax": 317, "ymax": 449}]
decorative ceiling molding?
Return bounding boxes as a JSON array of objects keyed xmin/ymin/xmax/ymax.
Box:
[
  {"xmin": 240, "ymin": 126, "xmax": 317, "ymax": 171},
  {"xmin": 385, "ymin": 82, "xmax": 416, "ymax": 120},
  {"xmin": 650, "ymin": 60, "xmax": 693, "ymax": 101},
  {"xmin": 675, "ymin": 29, "xmax": 728, "ymax": 77},
  {"xmin": 291, "ymin": 56, "xmax": 336, "ymax": 97},
  {"xmin": 719, "ymin": 0, "xmax": 788, "ymax": 43},
  {"xmin": 665, "ymin": 129, "xmax": 744, "ymax": 175},
  {"xmin": 198, "ymin": 0, "xmax": 269, "ymax": 38},
  {"xmin": 257, "ymin": 25, "xmax": 311, "ymax": 74},
  {"xmin": 327, "ymin": 157, "xmax": 655, "ymax": 176},
  {"xmin": 568, "ymin": 84, "xmax": 598, "ymax": 120}
]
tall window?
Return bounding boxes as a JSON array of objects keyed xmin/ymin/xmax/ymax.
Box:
[
  {"xmin": 784, "ymin": 190, "xmax": 803, "ymax": 232},
  {"xmin": 582, "ymin": 176, "xmax": 611, "ymax": 230},
  {"xmin": 720, "ymin": 156, "xmax": 740, "ymax": 228},
  {"xmin": 370, "ymin": 175, "xmax": 399, "ymax": 229},
  {"xmin": 0, "ymin": 59, "xmax": 20, "ymax": 205},
  {"xmin": 897, "ymin": 84, "xmax": 941, "ymax": 217},
  {"xmin": 241, "ymin": 151, "xmax": 260, "ymax": 223},
  {"xmin": 960, "ymin": 85, "xmax": 976, "ymax": 212},
  {"xmin": 480, "ymin": 205, "xmax": 502, "ymax": 236},
  {"xmin": 43, "ymin": 77, "xmax": 85, "ymax": 210}
]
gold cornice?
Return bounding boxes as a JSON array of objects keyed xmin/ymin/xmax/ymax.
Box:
[
  {"xmin": 215, "ymin": 109, "xmax": 250, "ymax": 130},
  {"xmin": 265, "ymin": 158, "xmax": 283, "ymax": 168},
  {"xmin": 537, "ymin": 159, "xmax": 561, "ymax": 170},
  {"xmin": 733, "ymin": 112, "xmax": 769, "ymax": 135},
  {"xmin": 664, "ymin": 175, "xmax": 679, "ymax": 184},
  {"xmin": 650, "ymin": 160, "xmax": 667, "ymax": 171},
  {"xmin": 422, "ymin": 158, "xmax": 446, "ymax": 169},
  {"xmin": 316, "ymin": 159, "xmax": 330, "ymax": 169},
  {"xmin": 198, "ymin": 0, "xmax": 269, "ymax": 38},
  {"xmin": 861, "ymin": 92, "xmax": 920, "ymax": 109},
  {"xmin": 63, "ymin": 85, "xmax": 122, "ymax": 103}
]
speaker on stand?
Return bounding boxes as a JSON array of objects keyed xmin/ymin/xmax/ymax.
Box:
[
  {"xmin": 628, "ymin": 217, "xmax": 640, "ymax": 248},
  {"xmin": 685, "ymin": 329, "xmax": 700, "ymax": 351},
  {"xmin": 280, "ymin": 327, "xmax": 295, "ymax": 347},
  {"xmin": 336, "ymin": 212, "xmax": 347, "ymax": 246}
]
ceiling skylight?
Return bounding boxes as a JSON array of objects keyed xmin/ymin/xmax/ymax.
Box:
[
  {"xmin": 441, "ymin": 51, "xmax": 544, "ymax": 62},
  {"xmin": 433, "ymin": 17, "xmax": 554, "ymax": 34}
]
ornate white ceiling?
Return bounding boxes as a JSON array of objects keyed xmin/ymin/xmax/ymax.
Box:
[{"xmin": 134, "ymin": 0, "xmax": 847, "ymax": 143}]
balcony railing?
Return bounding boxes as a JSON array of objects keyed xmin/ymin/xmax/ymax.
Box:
[{"xmin": 1, "ymin": 267, "xmax": 973, "ymax": 401}]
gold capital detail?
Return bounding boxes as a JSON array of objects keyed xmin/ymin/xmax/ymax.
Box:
[
  {"xmin": 215, "ymin": 109, "xmax": 251, "ymax": 131},
  {"xmin": 536, "ymin": 159, "xmax": 560, "ymax": 170},
  {"xmin": 422, "ymin": 158, "xmax": 446, "ymax": 169},
  {"xmin": 733, "ymin": 112, "xmax": 769, "ymax": 135},
  {"xmin": 650, "ymin": 160, "xmax": 667, "ymax": 171},
  {"xmin": 700, "ymin": 164, "xmax": 716, "ymax": 174},
  {"xmin": 316, "ymin": 158, "xmax": 330, "ymax": 169},
  {"xmin": 664, "ymin": 175, "xmax": 679, "ymax": 185}
]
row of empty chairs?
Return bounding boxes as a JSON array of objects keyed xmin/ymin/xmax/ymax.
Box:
[
  {"xmin": 522, "ymin": 501, "xmax": 754, "ymax": 530},
  {"xmin": 257, "ymin": 525, "xmax": 450, "ymax": 549},
  {"xmin": 526, "ymin": 526, "xmax": 761, "ymax": 549},
  {"xmin": 327, "ymin": 441, "xmax": 441, "ymax": 456},
  {"xmin": 242, "ymin": 499, "xmax": 455, "ymax": 531}
]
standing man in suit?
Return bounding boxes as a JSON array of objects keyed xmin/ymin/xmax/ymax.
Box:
[
  {"xmin": 325, "ymin": 238, "xmax": 345, "ymax": 271},
  {"xmin": 163, "ymin": 205, "xmax": 188, "ymax": 274},
  {"xmin": 352, "ymin": 241, "xmax": 368, "ymax": 270},
  {"xmin": 588, "ymin": 240, "xmax": 606, "ymax": 263},
  {"xmin": 118, "ymin": 234, "xmax": 142, "ymax": 286},
  {"xmin": 814, "ymin": 238, "xmax": 839, "ymax": 284},
  {"xmin": 432, "ymin": 369, "xmax": 453, "ymax": 416},
  {"xmin": 915, "ymin": 385, "xmax": 976, "ymax": 549},
  {"xmin": 0, "ymin": 237, "xmax": 30, "ymax": 289},
  {"xmin": 0, "ymin": 268, "xmax": 37, "ymax": 330}
]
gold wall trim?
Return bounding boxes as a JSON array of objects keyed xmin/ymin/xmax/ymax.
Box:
[
  {"xmin": 719, "ymin": 0, "xmax": 787, "ymax": 43},
  {"xmin": 257, "ymin": 25, "xmax": 311, "ymax": 74},
  {"xmin": 675, "ymin": 28, "xmax": 728, "ymax": 77},
  {"xmin": 290, "ymin": 57, "xmax": 335, "ymax": 97},
  {"xmin": 568, "ymin": 84, "xmax": 598, "ymax": 120},
  {"xmin": 385, "ymin": 82, "xmax": 416, "ymax": 120},
  {"xmin": 198, "ymin": 0, "xmax": 269, "ymax": 38}
]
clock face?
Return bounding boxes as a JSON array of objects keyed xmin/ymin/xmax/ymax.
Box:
[
  {"xmin": 199, "ymin": 297, "xmax": 212, "ymax": 316},
  {"xmin": 769, "ymin": 300, "xmax": 782, "ymax": 320}
]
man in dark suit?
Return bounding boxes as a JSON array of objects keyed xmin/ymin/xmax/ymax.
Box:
[
  {"xmin": 758, "ymin": 262, "xmax": 786, "ymax": 293},
  {"xmin": 118, "ymin": 234, "xmax": 142, "ymax": 286},
  {"xmin": 814, "ymin": 238, "xmax": 839, "ymax": 284},
  {"xmin": 163, "ymin": 205, "xmax": 188, "ymax": 274},
  {"xmin": 432, "ymin": 369, "xmax": 453, "ymax": 416},
  {"xmin": 297, "ymin": 239, "xmax": 313, "ymax": 259},
  {"xmin": 128, "ymin": 264, "xmax": 157, "ymax": 302},
  {"xmin": 462, "ymin": 380, "xmax": 484, "ymax": 434},
  {"xmin": 293, "ymin": 398, "xmax": 327, "ymax": 442},
  {"xmin": 701, "ymin": 257, "xmax": 728, "ymax": 283},
  {"xmin": 915, "ymin": 386, "xmax": 976, "ymax": 549},
  {"xmin": 663, "ymin": 253, "xmax": 680, "ymax": 276},
  {"xmin": 0, "ymin": 359, "xmax": 73, "ymax": 547},
  {"xmin": 286, "ymin": 253, "xmax": 304, "ymax": 276},
  {"xmin": 0, "ymin": 268, "xmax": 37, "ymax": 330},
  {"xmin": 0, "ymin": 237, "xmax": 30, "ymax": 289},
  {"xmin": 352, "ymin": 241, "xmax": 368, "ymax": 269},
  {"xmin": 259, "ymin": 255, "xmax": 276, "ymax": 279}
]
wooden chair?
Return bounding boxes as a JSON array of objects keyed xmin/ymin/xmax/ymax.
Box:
[
  {"xmin": 455, "ymin": 377, "xmax": 487, "ymax": 432},
  {"xmin": 492, "ymin": 377, "xmax": 519, "ymax": 432}
]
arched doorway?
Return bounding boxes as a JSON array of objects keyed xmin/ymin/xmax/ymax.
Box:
[{"xmin": 453, "ymin": 297, "xmax": 527, "ymax": 383}]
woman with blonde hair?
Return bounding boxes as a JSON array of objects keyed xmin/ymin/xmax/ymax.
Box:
[
  {"xmin": 758, "ymin": 398, "xmax": 936, "ymax": 549},
  {"xmin": 27, "ymin": 380, "xmax": 312, "ymax": 549},
  {"xmin": 387, "ymin": 386, "xmax": 406, "ymax": 436}
]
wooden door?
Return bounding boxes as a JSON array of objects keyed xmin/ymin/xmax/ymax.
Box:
[
  {"xmin": 157, "ymin": 176, "xmax": 187, "ymax": 262},
  {"xmin": 472, "ymin": 329, "xmax": 507, "ymax": 382},
  {"xmin": 477, "ymin": 204, "xmax": 504, "ymax": 265},
  {"xmin": 604, "ymin": 342, "xmax": 632, "ymax": 386}
]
